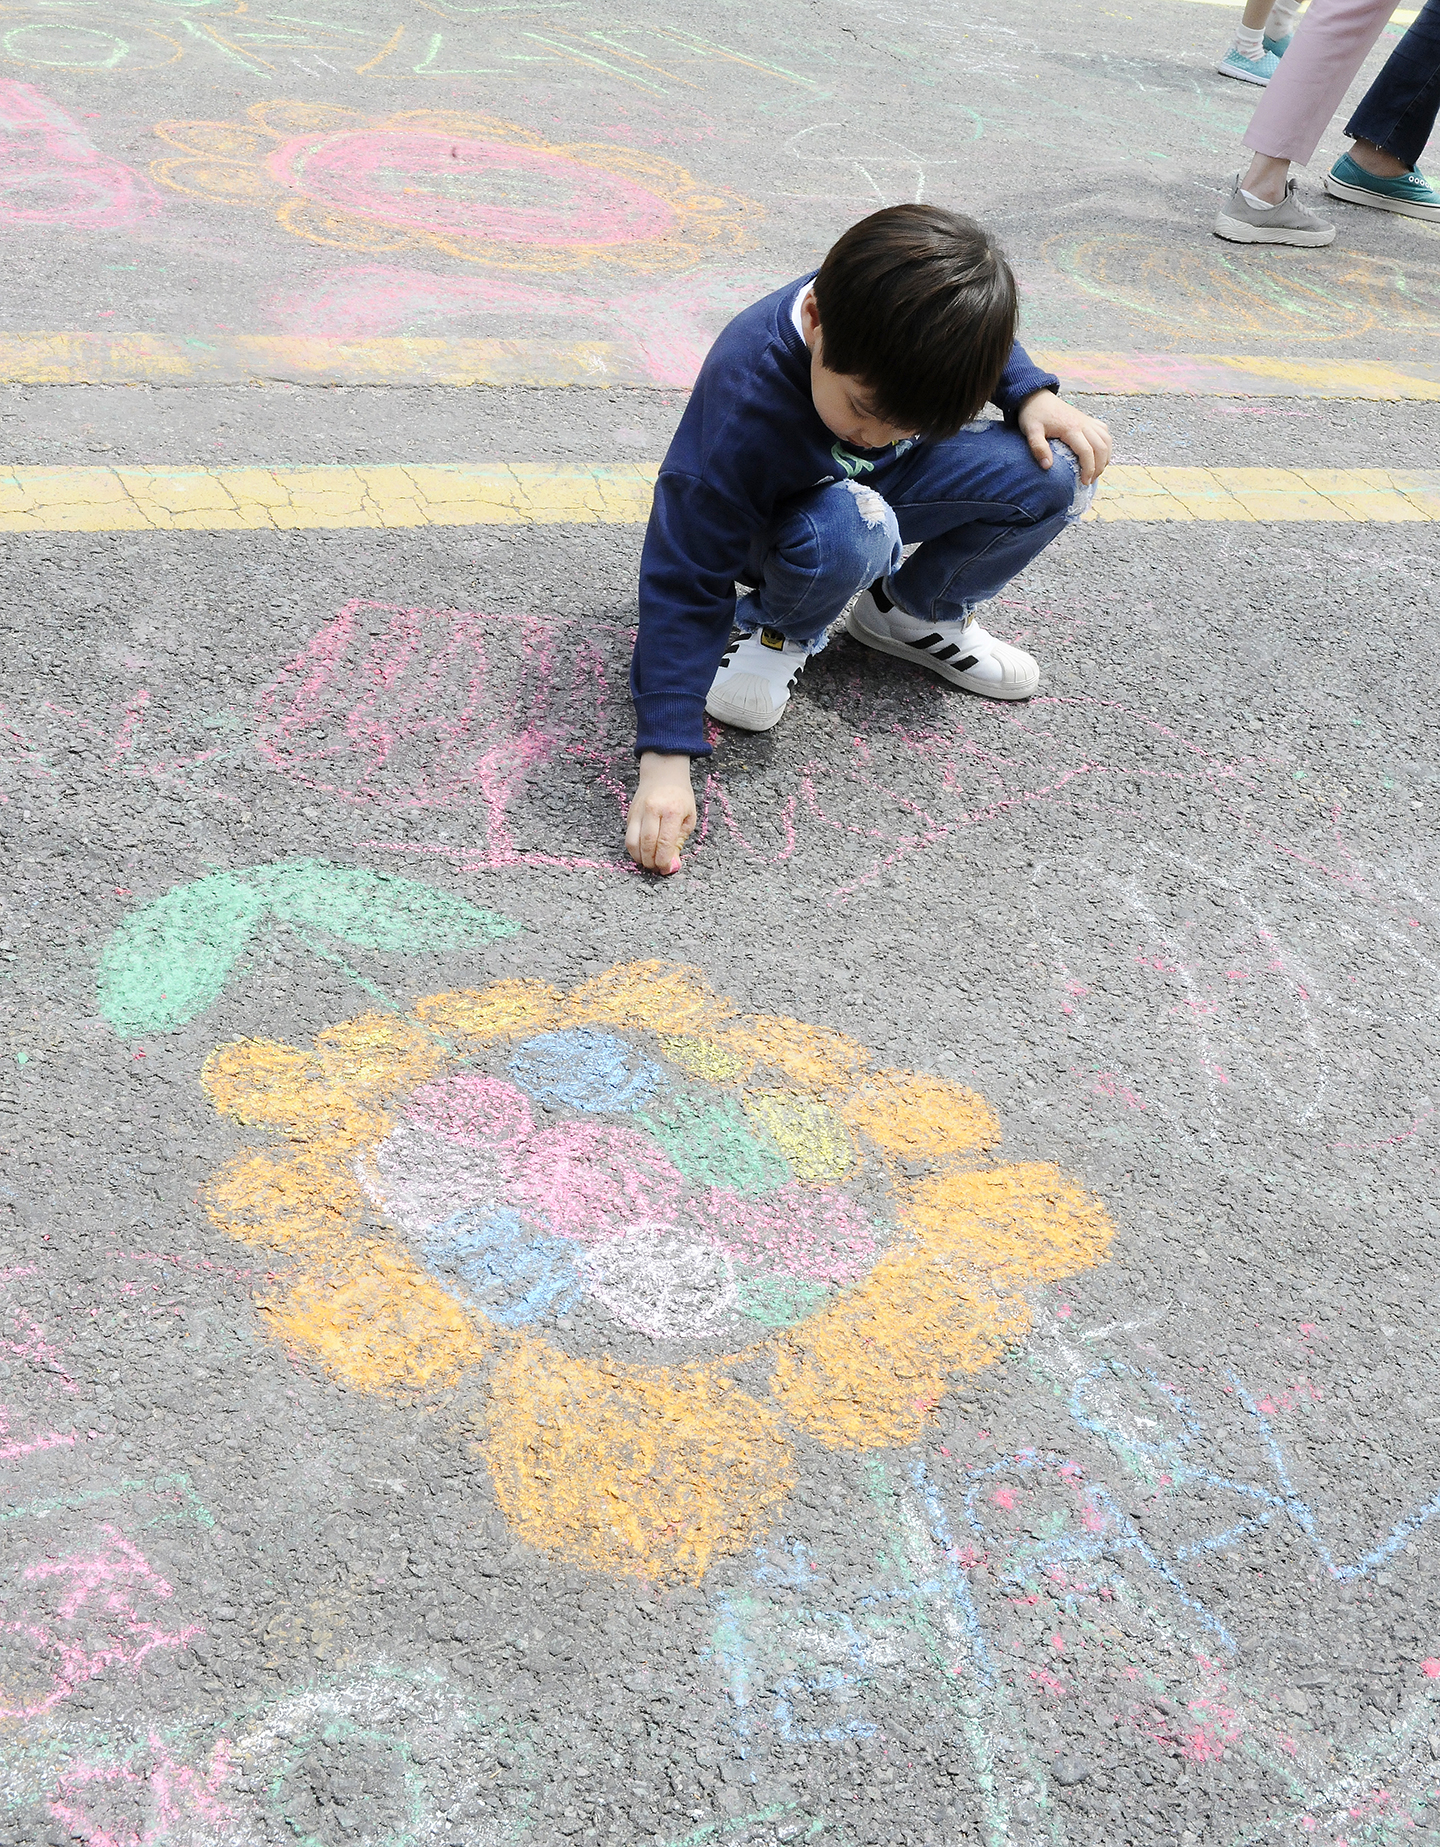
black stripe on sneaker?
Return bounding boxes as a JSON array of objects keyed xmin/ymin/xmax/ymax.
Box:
[
  {"xmin": 956, "ymin": 654, "xmax": 979, "ymax": 672},
  {"xmin": 931, "ymin": 643, "xmax": 960, "ymax": 662},
  {"xmin": 908, "ymin": 632, "xmax": 945, "ymax": 651}
]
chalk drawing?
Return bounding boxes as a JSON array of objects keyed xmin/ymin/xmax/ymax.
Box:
[
  {"xmin": 255, "ymin": 599, "xmax": 635, "ymax": 874},
  {"xmin": 708, "ymin": 1403, "xmax": 1440, "ymax": 1845},
  {"xmin": 577, "ymin": 1230, "xmax": 738, "ymax": 1341},
  {"xmin": 0, "ymin": 80, "xmax": 159, "ymax": 228},
  {"xmin": 96, "ymin": 859, "xmax": 520, "ymax": 1038},
  {"xmin": 0, "ymin": 10, "xmax": 181, "ymax": 75},
  {"xmin": 47, "ymin": 1734, "xmax": 232, "ymax": 1847},
  {"xmin": 508, "ymin": 1027, "xmax": 662, "ymax": 1114},
  {"xmin": 1031, "ymin": 832, "xmax": 1440, "ymax": 1153},
  {"xmin": 786, "ymin": 121, "xmax": 977, "ymax": 207},
  {"xmin": 4, "ymin": 1658, "xmax": 524, "ymax": 1846},
  {"xmin": 1049, "ymin": 231, "xmax": 1440, "ymax": 343},
  {"xmin": 1, "ymin": 1524, "xmax": 200, "ymax": 1721},
  {"xmin": 423, "ymin": 1206, "xmax": 584, "ymax": 1329},
  {"xmin": 264, "ymin": 264, "xmax": 775, "ymax": 388},
  {"xmin": 196, "ymin": 957, "xmax": 1114, "ymax": 1580},
  {"xmin": 153, "ymin": 102, "xmax": 752, "ymax": 271}
]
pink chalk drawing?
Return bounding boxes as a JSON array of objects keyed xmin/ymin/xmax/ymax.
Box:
[
  {"xmin": 0, "ymin": 1277, "xmax": 78, "ymax": 1469},
  {"xmin": 265, "ymin": 264, "xmax": 777, "ymax": 388},
  {"xmin": 154, "ymin": 104, "xmax": 748, "ymax": 272},
  {"xmin": 407, "ymin": 1070, "xmax": 535, "ymax": 1149},
  {"xmin": 0, "ymin": 81, "xmax": 159, "ymax": 229},
  {"xmin": 366, "ymin": 1073, "xmax": 688, "ymax": 1245},
  {"xmin": 513, "ymin": 1121, "xmax": 687, "ymax": 1244},
  {"xmin": 255, "ymin": 599, "xmax": 634, "ymax": 872},
  {"xmin": 48, "ymin": 1736, "xmax": 233, "ymax": 1847},
  {"xmin": 270, "ymin": 128, "xmax": 675, "ymax": 245},
  {"xmin": 1, "ymin": 1526, "xmax": 201, "ymax": 1719},
  {"xmin": 707, "ymin": 1183, "xmax": 878, "ymax": 1284},
  {"xmin": 0, "ymin": 1403, "xmax": 74, "ymax": 1464}
]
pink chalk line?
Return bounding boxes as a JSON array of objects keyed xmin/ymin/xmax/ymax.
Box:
[
  {"xmin": 2, "ymin": 1527, "xmax": 201, "ymax": 1720},
  {"xmin": 49, "ymin": 1734, "xmax": 233, "ymax": 1847}
]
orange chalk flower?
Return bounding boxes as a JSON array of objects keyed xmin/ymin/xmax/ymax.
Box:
[{"xmin": 202, "ymin": 962, "xmax": 1113, "ymax": 1582}]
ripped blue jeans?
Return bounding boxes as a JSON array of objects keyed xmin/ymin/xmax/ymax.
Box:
[{"xmin": 739, "ymin": 423, "xmax": 1094, "ymax": 646}]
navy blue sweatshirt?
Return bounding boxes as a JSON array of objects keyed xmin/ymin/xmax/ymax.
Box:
[{"xmin": 631, "ymin": 273, "xmax": 1059, "ymax": 758}]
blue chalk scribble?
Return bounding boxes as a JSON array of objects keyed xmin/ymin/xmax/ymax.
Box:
[
  {"xmin": 423, "ymin": 1206, "xmax": 583, "ymax": 1327},
  {"xmin": 509, "ymin": 1028, "xmax": 663, "ymax": 1114}
]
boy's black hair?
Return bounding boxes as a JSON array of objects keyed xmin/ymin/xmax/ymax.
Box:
[{"xmin": 812, "ymin": 204, "xmax": 1019, "ymax": 439}]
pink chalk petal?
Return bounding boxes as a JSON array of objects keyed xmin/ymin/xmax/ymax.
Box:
[
  {"xmin": 513, "ymin": 1122, "xmax": 683, "ymax": 1244},
  {"xmin": 703, "ymin": 1184, "xmax": 878, "ymax": 1283},
  {"xmin": 406, "ymin": 1072, "xmax": 534, "ymax": 1153}
]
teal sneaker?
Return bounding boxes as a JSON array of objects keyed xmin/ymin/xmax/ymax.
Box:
[
  {"xmin": 1324, "ymin": 151, "xmax": 1440, "ymax": 222},
  {"xmin": 1217, "ymin": 44, "xmax": 1279, "ymax": 84},
  {"xmin": 1262, "ymin": 31, "xmax": 1292, "ymax": 55}
]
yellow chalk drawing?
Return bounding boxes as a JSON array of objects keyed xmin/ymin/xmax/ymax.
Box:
[
  {"xmin": 741, "ymin": 1092, "xmax": 854, "ymax": 1184},
  {"xmin": 259, "ymin": 1242, "xmax": 492, "ymax": 1394},
  {"xmin": 201, "ymin": 961, "xmax": 1114, "ymax": 1582},
  {"xmin": 150, "ymin": 102, "xmax": 751, "ymax": 272},
  {"xmin": 486, "ymin": 1342, "xmax": 794, "ymax": 1581}
]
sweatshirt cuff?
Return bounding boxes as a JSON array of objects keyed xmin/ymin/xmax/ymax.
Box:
[
  {"xmin": 994, "ymin": 365, "xmax": 1061, "ymax": 424},
  {"xmin": 633, "ymin": 693, "xmax": 712, "ymax": 759}
]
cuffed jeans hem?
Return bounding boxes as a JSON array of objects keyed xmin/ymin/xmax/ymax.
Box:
[{"xmin": 733, "ymin": 605, "xmax": 845, "ymax": 656}]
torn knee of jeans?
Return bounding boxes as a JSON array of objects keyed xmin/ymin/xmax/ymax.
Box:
[
  {"xmin": 1050, "ymin": 440, "xmax": 1096, "ymax": 520},
  {"xmin": 843, "ymin": 478, "xmax": 892, "ymax": 529}
]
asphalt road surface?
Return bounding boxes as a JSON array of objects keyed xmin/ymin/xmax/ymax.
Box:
[{"xmin": 2, "ymin": 0, "xmax": 1439, "ymax": 1843}]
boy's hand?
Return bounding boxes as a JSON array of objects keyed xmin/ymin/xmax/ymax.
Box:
[
  {"xmin": 626, "ymin": 752, "xmax": 696, "ymax": 875},
  {"xmin": 1017, "ymin": 389, "xmax": 1112, "ymax": 486}
]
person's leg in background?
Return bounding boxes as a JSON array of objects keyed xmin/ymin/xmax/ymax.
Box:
[
  {"xmin": 1214, "ymin": 0, "xmax": 1398, "ymax": 241},
  {"xmin": 1219, "ymin": 0, "xmax": 1289, "ymax": 88},
  {"xmin": 1325, "ymin": 0, "xmax": 1440, "ymax": 216}
]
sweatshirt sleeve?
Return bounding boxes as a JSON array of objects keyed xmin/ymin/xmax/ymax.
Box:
[
  {"xmin": 990, "ymin": 340, "xmax": 1060, "ymax": 423},
  {"xmin": 631, "ymin": 469, "xmax": 756, "ymax": 758}
]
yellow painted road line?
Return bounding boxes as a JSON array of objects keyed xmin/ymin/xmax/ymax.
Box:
[
  {"xmin": 0, "ymin": 334, "xmax": 632, "ymax": 389},
  {"xmin": 3, "ymin": 334, "xmax": 1439, "ymax": 401},
  {"xmin": 0, "ymin": 464, "xmax": 662, "ymax": 532},
  {"xmin": 1032, "ymin": 351, "xmax": 1440, "ymax": 402},
  {"xmin": 1, "ymin": 465, "xmax": 1437, "ymax": 532},
  {"xmin": 1092, "ymin": 466, "xmax": 1440, "ymax": 521}
]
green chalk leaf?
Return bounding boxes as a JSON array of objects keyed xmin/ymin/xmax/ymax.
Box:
[
  {"xmin": 97, "ymin": 872, "xmax": 267, "ymax": 1037},
  {"xmin": 256, "ymin": 860, "xmax": 522, "ymax": 953},
  {"xmin": 97, "ymin": 859, "xmax": 522, "ymax": 1038}
]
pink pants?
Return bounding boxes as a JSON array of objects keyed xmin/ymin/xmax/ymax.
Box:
[{"xmin": 1245, "ymin": 0, "xmax": 1400, "ymax": 163}]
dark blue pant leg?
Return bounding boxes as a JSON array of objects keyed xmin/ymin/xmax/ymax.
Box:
[
  {"xmin": 882, "ymin": 423, "xmax": 1091, "ymax": 626},
  {"xmin": 740, "ymin": 480, "xmax": 904, "ymax": 647},
  {"xmin": 1345, "ymin": 0, "xmax": 1440, "ymax": 168}
]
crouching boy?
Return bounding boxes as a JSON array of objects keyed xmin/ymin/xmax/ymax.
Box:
[{"xmin": 625, "ymin": 202, "xmax": 1112, "ymax": 874}]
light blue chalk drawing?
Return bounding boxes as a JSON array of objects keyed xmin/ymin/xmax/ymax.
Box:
[
  {"xmin": 1068, "ymin": 1359, "xmax": 1201, "ymax": 1483},
  {"xmin": 422, "ymin": 1208, "xmax": 582, "ymax": 1327},
  {"xmin": 509, "ymin": 1028, "xmax": 662, "ymax": 1114},
  {"xmin": 1068, "ymin": 1360, "xmax": 1440, "ymax": 1583}
]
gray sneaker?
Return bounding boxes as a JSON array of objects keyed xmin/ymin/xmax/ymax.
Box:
[{"xmin": 1213, "ymin": 174, "xmax": 1336, "ymax": 245}]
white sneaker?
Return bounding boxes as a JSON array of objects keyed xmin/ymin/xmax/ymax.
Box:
[
  {"xmin": 847, "ymin": 588, "xmax": 1040, "ymax": 701},
  {"xmin": 704, "ymin": 625, "xmax": 810, "ymax": 731}
]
